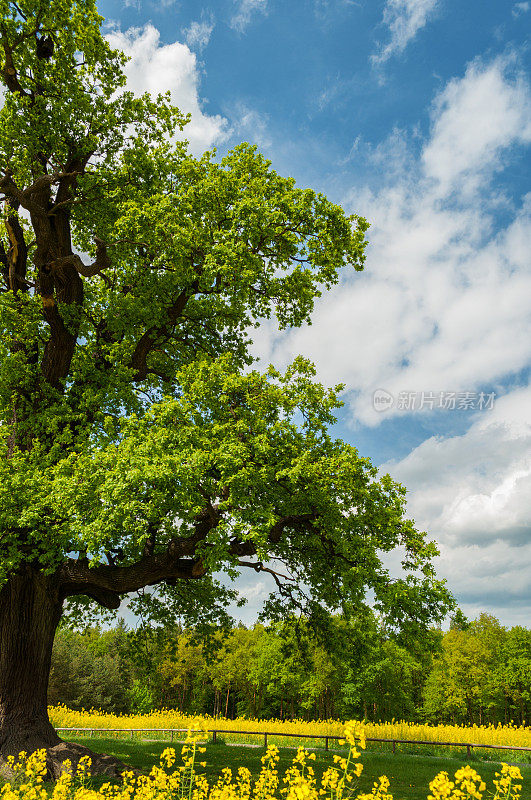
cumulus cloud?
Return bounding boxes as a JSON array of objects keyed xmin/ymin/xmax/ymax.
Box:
[
  {"xmin": 230, "ymin": 0, "xmax": 268, "ymax": 33},
  {"xmin": 372, "ymin": 0, "xmax": 439, "ymax": 67},
  {"xmin": 106, "ymin": 24, "xmax": 228, "ymax": 155},
  {"xmin": 252, "ymin": 54, "xmax": 531, "ymax": 428},
  {"xmin": 381, "ymin": 386, "xmax": 531, "ymax": 623},
  {"xmin": 182, "ymin": 12, "xmax": 215, "ymax": 52},
  {"xmin": 423, "ymin": 55, "xmax": 531, "ymax": 196}
]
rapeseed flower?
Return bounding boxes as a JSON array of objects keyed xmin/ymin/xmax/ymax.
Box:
[{"xmin": 0, "ymin": 724, "xmax": 527, "ymax": 800}]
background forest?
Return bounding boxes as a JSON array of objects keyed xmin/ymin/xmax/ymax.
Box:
[{"xmin": 49, "ymin": 612, "xmax": 530, "ymax": 727}]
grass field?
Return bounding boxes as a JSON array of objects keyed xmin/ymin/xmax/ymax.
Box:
[
  {"xmin": 56, "ymin": 724, "xmax": 531, "ymax": 766},
  {"xmin": 64, "ymin": 735, "xmax": 531, "ymax": 800}
]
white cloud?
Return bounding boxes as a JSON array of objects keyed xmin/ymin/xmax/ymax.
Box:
[
  {"xmin": 230, "ymin": 0, "xmax": 268, "ymax": 33},
  {"xmin": 372, "ymin": 0, "xmax": 439, "ymax": 67},
  {"xmin": 314, "ymin": 0, "xmax": 362, "ymax": 22},
  {"xmin": 423, "ymin": 56, "xmax": 531, "ymax": 196},
  {"xmin": 512, "ymin": 2, "xmax": 530, "ymax": 18},
  {"xmin": 252, "ymin": 55, "xmax": 531, "ymax": 428},
  {"xmin": 238, "ymin": 579, "xmax": 268, "ymax": 601},
  {"xmin": 381, "ymin": 386, "xmax": 531, "ymax": 624},
  {"xmin": 182, "ymin": 12, "xmax": 215, "ymax": 52},
  {"xmin": 106, "ymin": 25, "xmax": 228, "ymax": 155},
  {"xmin": 233, "ymin": 103, "xmax": 272, "ymax": 149},
  {"xmin": 221, "ymin": 575, "xmax": 270, "ymax": 625}
]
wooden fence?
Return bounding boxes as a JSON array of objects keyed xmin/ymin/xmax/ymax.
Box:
[{"xmin": 55, "ymin": 727, "xmax": 531, "ymax": 760}]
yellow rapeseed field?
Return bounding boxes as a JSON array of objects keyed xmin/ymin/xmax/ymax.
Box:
[
  {"xmin": 48, "ymin": 706, "xmax": 531, "ymax": 753},
  {"xmin": 0, "ymin": 723, "xmax": 524, "ymax": 800}
]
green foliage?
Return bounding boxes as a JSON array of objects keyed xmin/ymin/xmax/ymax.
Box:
[
  {"xmin": 126, "ymin": 680, "xmax": 154, "ymax": 714},
  {"xmin": 422, "ymin": 613, "xmax": 531, "ymax": 725},
  {"xmin": 0, "ymin": 0, "xmax": 180, "ymax": 185},
  {"xmin": 1, "ymin": 0, "xmax": 452, "ymax": 637},
  {"xmin": 49, "ymin": 628, "xmax": 129, "ymax": 712}
]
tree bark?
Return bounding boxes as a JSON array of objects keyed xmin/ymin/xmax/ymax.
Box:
[
  {"xmin": 0, "ymin": 567, "xmax": 63, "ymax": 761},
  {"xmin": 0, "ymin": 567, "xmax": 131, "ymax": 780}
]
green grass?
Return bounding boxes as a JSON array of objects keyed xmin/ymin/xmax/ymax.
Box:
[{"xmin": 63, "ymin": 736, "xmax": 531, "ymax": 800}]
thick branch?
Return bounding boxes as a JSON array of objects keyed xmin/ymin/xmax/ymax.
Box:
[
  {"xmin": 58, "ymin": 508, "xmax": 317, "ymax": 609},
  {"xmin": 0, "ymin": 171, "xmax": 44, "ymax": 216},
  {"xmin": 50, "ymin": 237, "xmax": 111, "ymax": 282},
  {"xmin": 0, "ymin": 36, "xmax": 31, "ymax": 97},
  {"xmin": 4, "ymin": 201, "xmax": 28, "ymax": 294},
  {"xmin": 130, "ymin": 288, "xmax": 190, "ymax": 381},
  {"xmin": 58, "ymin": 506, "xmax": 220, "ymax": 607},
  {"xmin": 58, "ymin": 550, "xmax": 207, "ymax": 608},
  {"xmin": 39, "ymin": 263, "xmax": 83, "ymax": 389},
  {"xmin": 0, "ymin": 171, "xmax": 84, "ymax": 215},
  {"xmin": 52, "ymin": 160, "xmax": 88, "ymax": 211}
]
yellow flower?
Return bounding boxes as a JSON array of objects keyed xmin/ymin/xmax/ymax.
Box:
[{"xmin": 160, "ymin": 748, "xmax": 176, "ymax": 769}]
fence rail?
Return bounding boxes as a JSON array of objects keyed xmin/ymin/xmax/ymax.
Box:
[{"xmin": 55, "ymin": 727, "xmax": 531, "ymax": 759}]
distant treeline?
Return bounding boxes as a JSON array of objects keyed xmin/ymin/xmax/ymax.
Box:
[{"xmin": 49, "ymin": 611, "xmax": 530, "ymax": 726}]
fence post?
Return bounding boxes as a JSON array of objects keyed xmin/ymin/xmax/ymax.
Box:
[
  {"xmin": 171, "ymin": 730, "xmax": 174, "ymax": 742},
  {"xmin": 325, "ymin": 736, "xmax": 328, "ymax": 751},
  {"xmin": 467, "ymin": 744, "xmax": 471, "ymax": 758},
  {"xmin": 392, "ymin": 740, "xmax": 396, "ymax": 754},
  {"xmin": 264, "ymin": 732, "xmax": 268, "ymax": 750},
  {"xmin": 212, "ymin": 730, "xmax": 217, "ymax": 744}
]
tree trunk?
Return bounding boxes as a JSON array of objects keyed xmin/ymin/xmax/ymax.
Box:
[
  {"xmin": 0, "ymin": 567, "xmax": 133, "ymax": 780},
  {"xmin": 0, "ymin": 567, "xmax": 63, "ymax": 760},
  {"xmin": 224, "ymin": 683, "xmax": 230, "ymax": 718}
]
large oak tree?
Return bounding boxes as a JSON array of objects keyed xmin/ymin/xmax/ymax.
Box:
[{"xmin": 0, "ymin": 0, "xmax": 453, "ymax": 778}]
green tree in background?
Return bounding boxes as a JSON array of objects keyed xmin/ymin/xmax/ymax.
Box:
[
  {"xmin": 0, "ymin": 0, "xmax": 453, "ymax": 776},
  {"xmin": 49, "ymin": 628, "xmax": 128, "ymax": 713},
  {"xmin": 156, "ymin": 629, "xmax": 210, "ymax": 712},
  {"xmin": 497, "ymin": 626, "xmax": 531, "ymax": 724},
  {"xmin": 337, "ymin": 611, "xmax": 425, "ymax": 722},
  {"xmin": 421, "ymin": 613, "xmax": 528, "ymax": 725},
  {"xmin": 48, "ymin": 614, "xmax": 530, "ymax": 725}
]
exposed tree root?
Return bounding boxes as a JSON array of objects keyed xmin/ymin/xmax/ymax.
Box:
[{"xmin": 0, "ymin": 740, "xmax": 141, "ymax": 782}]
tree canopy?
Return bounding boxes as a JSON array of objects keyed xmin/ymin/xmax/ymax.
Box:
[{"xmin": 0, "ymin": 0, "xmax": 454, "ymax": 773}]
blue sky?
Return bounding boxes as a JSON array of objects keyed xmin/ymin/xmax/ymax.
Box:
[{"xmin": 98, "ymin": 0, "xmax": 530, "ymax": 629}]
